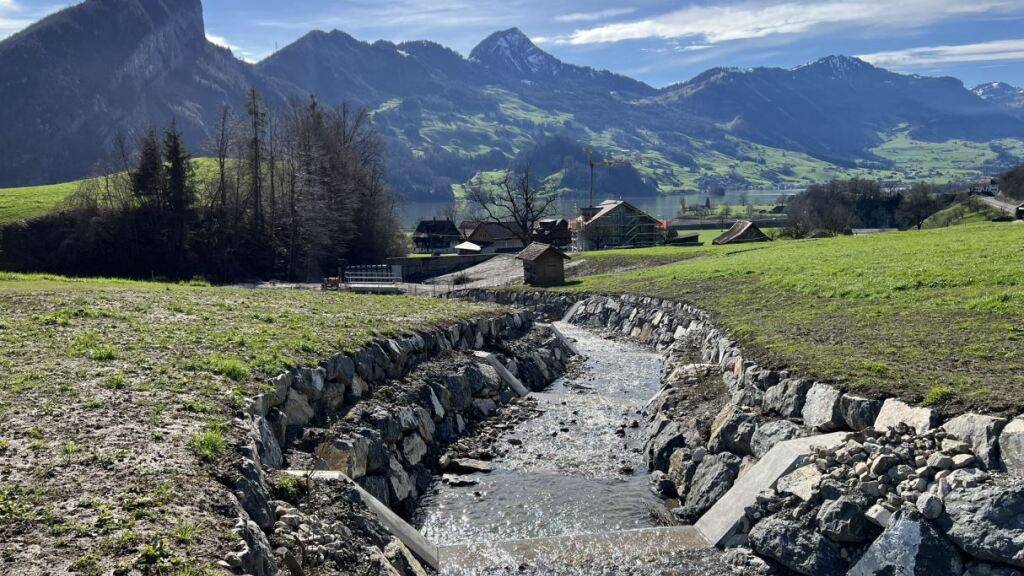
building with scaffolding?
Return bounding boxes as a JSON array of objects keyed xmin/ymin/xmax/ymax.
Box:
[{"xmin": 572, "ymin": 200, "xmax": 666, "ymax": 251}]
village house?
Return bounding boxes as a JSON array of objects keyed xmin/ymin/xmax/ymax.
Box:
[
  {"xmin": 412, "ymin": 218, "xmax": 461, "ymax": 253},
  {"xmin": 516, "ymin": 242, "xmax": 570, "ymax": 286},
  {"xmin": 458, "ymin": 221, "xmax": 527, "ymax": 253},
  {"xmin": 532, "ymin": 218, "xmax": 571, "ymax": 248},
  {"xmin": 574, "ymin": 200, "xmax": 665, "ymax": 251}
]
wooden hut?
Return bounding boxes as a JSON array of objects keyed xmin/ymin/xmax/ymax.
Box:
[{"xmin": 516, "ymin": 242, "xmax": 570, "ymax": 287}]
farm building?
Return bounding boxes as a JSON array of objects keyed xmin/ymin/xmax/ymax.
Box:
[
  {"xmin": 412, "ymin": 219, "xmax": 461, "ymax": 253},
  {"xmin": 532, "ymin": 218, "xmax": 572, "ymax": 248},
  {"xmin": 516, "ymin": 242, "xmax": 570, "ymax": 287},
  {"xmin": 459, "ymin": 221, "xmax": 527, "ymax": 253},
  {"xmin": 713, "ymin": 220, "xmax": 771, "ymax": 245},
  {"xmin": 573, "ymin": 200, "xmax": 665, "ymax": 251}
]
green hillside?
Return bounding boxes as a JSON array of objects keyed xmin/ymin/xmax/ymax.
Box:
[
  {"xmin": 0, "ymin": 159, "xmax": 222, "ymax": 225},
  {"xmin": 0, "ymin": 181, "xmax": 83, "ymax": 223},
  {"xmin": 375, "ymin": 87, "xmax": 1024, "ymax": 197},
  {"xmin": 554, "ymin": 222, "xmax": 1024, "ymax": 414}
]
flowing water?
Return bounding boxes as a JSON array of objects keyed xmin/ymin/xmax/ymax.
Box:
[{"xmin": 414, "ymin": 323, "xmax": 716, "ymax": 573}]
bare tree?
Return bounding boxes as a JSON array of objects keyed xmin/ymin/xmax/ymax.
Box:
[{"xmin": 466, "ymin": 166, "xmax": 558, "ymax": 247}]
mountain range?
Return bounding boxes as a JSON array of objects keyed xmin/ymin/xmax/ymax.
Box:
[{"xmin": 1, "ymin": 0, "xmax": 1023, "ymax": 199}]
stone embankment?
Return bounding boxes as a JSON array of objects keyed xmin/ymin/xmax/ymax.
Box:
[
  {"xmin": 454, "ymin": 289, "xmax": 1024, "ymax": 576},
  {"xmin": 222, "ymin": 309, "xmax": 575, "ymax": 576}
]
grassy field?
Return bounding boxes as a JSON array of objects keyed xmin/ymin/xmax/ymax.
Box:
[
  {"xmin": 922, "ymin": 200, "xmax": 1004, "ymax": 229},
  {"xmin": 558, "ymin": 222, "xmax": 1024, "ymax": 414},
  {"xmin": 0, "ymin": 180, "xmax": 84, "ymax": 223},
  {"xmin": 0, "ymin": 275, "xmax": 494, "ymax": 573}
]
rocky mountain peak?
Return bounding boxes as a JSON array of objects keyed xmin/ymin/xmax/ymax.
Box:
[
  {"xmin": 795, "ymin": 55, "xmax": 875, "ymax": 78},
  {"xmin": 469, "ymin": 27, "xmax": 561, "ymax": 76}
]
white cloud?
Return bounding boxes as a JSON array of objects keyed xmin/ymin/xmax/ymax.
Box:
[
  {"xmin": 859, "ymin": 39, "xmax": 1024, "ymax": 68},
  {"xmin": 206, "ymin": 33, "xmax": 239, "ymax": 52},
  {"xmin": 565, "ymin": 0, "xmax": 1020, "ymax": 45},
  {"xmin": 554, "ymin": 7, "xmax": 636, "ymax": 23}
]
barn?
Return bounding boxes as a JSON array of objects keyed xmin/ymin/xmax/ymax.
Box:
[{"xmin": 516, "ymin": 242, "xmax": 570, "ymax": 287}]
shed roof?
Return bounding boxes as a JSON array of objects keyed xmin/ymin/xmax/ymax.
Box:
[
  {"xmin": 516, "ymin": 242, "xmax": 570, "ymax": 262},
  {"xmin": 586, "ymin": 200, "xmax": 660, "ymax": 225},
  {"xmin": 713, "ymin": 220, "xmax": 771, "ymax": 245},
  {"xmin": 414, "ymin": 219, "xmax": 460, "ymax": 238}
]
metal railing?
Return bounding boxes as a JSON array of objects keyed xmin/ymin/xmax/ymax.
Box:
[{"xmin": 343, "ymin": 265, "xmax": 403, "ymax": 292}]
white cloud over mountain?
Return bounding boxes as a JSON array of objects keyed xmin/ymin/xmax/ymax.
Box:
[
  {"xmin": 563, "ymin": 0, "xmax": 1020, "ymax": 45},
  {"xmin": 859, "ymin": 39, "xmax": 1024, "ymax": 68}
]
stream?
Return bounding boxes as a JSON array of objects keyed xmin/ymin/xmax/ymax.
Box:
[{"xmin": 414, "ymin": 323, "xmax": 730, "ymax": 573}]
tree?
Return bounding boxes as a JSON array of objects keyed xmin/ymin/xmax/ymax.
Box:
[
  {"xmin": 163, "ymin": 120, "xmax": 194, "ymax": 215},
  {"xmin": 246, "ymin": 88, "xmax": 267, "ymax": 233},
  {"xmin": 898, "ymin": 183, "xmax": 941, "ymax": 230},
  {"xmin": 718, "ymin": 205, "xmax": 733, "ymax": 230},
  {"xmin": 466, "ymin": 166, "xmax": 557, "ymax": 247},
  {"xmin": 133, "ymin": 128, "xmax": 163, "ymax": 203}
]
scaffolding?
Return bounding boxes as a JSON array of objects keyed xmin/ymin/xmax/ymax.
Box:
[{"xmin": 571, "ymin": 201, "xmax": 665, "ymax": 252}]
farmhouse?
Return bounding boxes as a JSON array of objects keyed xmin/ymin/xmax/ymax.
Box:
[
  {"xmin": 532, "ymin": 218, "xmax": 571, "ymax": 248},
  {"xmin": 713, "ymin": 220, "xmax": 771, "ymax": 245},
  {"xmin": 459, "ymin": 221, "xmax": 527, "ymax": 253},
  {"xmin": 412, "ymin": 219, "xmax": 461, "ymax": 253},
  {"xmin": 574, "ymin": 200, "xmax": 664, "ymax": 251},
  {"xmin": 516, "ymin": 242, "xmax": 570, "ymax": 286}
]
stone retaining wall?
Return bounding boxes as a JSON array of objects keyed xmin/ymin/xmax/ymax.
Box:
[
  {"xmin": 452, "ymin": 289, "xmax": 1024, "ymax": 575},
  {"xmin": 224, "ymin": 310, "xmax": 575, "ymax": 576}
]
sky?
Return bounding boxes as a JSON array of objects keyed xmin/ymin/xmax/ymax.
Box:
[{"xmin": 3, "ymin": 0, "xmax": 1024, "ymax": 88}]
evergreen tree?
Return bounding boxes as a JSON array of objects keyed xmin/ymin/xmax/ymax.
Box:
[
  {"xmin": 163, "ymin": 119, "xmax": 194, "ymax": 214},
  {"xmin": 133, "ymin": 128, "xmax": 163, "ymax": 202}
]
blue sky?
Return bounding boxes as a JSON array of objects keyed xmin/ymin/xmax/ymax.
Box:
[{"xmin": 3, "ymin": 0, "xmax": 1024, "ymax": 88}]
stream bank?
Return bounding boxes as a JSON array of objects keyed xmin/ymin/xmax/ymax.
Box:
[
  {"xmin": 225, "ymin": 310, "xmax": 578, "ymax": 575},
  {"xmin": 451, "ymin": 289, "xmax": 1024, "ymax": 576}
]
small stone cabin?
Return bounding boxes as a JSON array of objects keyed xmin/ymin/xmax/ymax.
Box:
[{"xmin": 516, "ymin": 242, "xmax": 570, "ymax": 287}]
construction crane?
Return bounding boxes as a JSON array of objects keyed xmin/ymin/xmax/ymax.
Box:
[{"xmin": 586, "ymin": 147, "xmax": 646, "ymax": 208}]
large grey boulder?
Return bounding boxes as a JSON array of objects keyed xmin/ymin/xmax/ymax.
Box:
[
  {"xmin": 849, "ymin": 511, "xmax": 963, "ymax": 576},
  {"xmin": 235, "ymin": 459, "xmax": 275, "ymax": 530},
  {"xmin": 777, "ymin": 464, "xmax": 822, "ymax": 501},
  {"xmin": 748, "ymin": 517, "xmax": 846, "ymax": 576},
  {"xmin": 283, "ymin": 388, "xmax": 315, "ymax": 428},
  {"xmin": 763, "ymin": 378, "xmax": 812, "ymax": 418},
  {"xmin": 840, "ymin": 394, "xmax": 883, "ymax": 431},
  {"xmin": 937, "ymin": 483, "xmax": 1024, "ymax": 567},
  {"xmin": 998, "ymin": 418, "xmax": 1024, "ymax": 476},
  {"xmin": 802, "ymin": 383, "xmax": 844, "ymax": 431},
  {"xmin": 667, "ymin": 448, "xmax": 701, "ymax": 498},
  {"xmin": 678, "ymin": 452, "xmax": 741, "ymax": 522},
  {"xmin": 236, "ymin": 517, "xmax": 277, "ymax": 576},
  {"xmin": 816, "ymin": 497, "xmax": 871, "ymax": 543},
  {"xmin": 874, "ymin": 399, "xmax": 937, "ymax": 434},
  {"xmin": 707, "ymin": 404, "xmax": 757, "ymax": 456},
  {"xmin": 646, "ymin": 419, "xmax": 698, "ymax": 472},
  {"xmin": 942, "ymin": 413, "xmax": 1008, "ymax": 470},
  {"xmin": 751, "ymin": 420, "xmax": 803, "ymax": 458}
]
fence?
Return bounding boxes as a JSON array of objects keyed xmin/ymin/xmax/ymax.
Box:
[{"xmin": 343, "ymin": 265, "xmax": 403, "ymax": 293}]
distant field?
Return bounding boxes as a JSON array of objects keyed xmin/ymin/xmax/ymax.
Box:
[
  {"xmin": 922, "ymin": 200, "xmax": 1004, "ymax": 229},
  {"xmin": 0, "ymin": 274, "xmax": 494, "ymax": 572},
  {"xmin": 555, "ymin": 222, "xmax": 1024, "ymax": 414},
  {"xmin": 0, "ymin": 180, "xmax": 83, "ymax": 223},
  {"xmin": 0, "ymin": 158, "xmax": 224, "ymax": 225}
]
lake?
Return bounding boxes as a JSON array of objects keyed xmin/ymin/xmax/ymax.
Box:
[{"xmin": 398, "ymin": 189, "xmax": 800, "ymax": 229}]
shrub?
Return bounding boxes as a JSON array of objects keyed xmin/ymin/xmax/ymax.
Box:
[
  {"xmin": 188, "ymin": 424, "xmax": 226, "ymax": 463},
  {"xmin": 924, "ymin": 385, "xmax": 956, "ymax": 406},
  {"xmin": 270, "ymin": 475, "xmax": 306, "ymax": 502}
]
